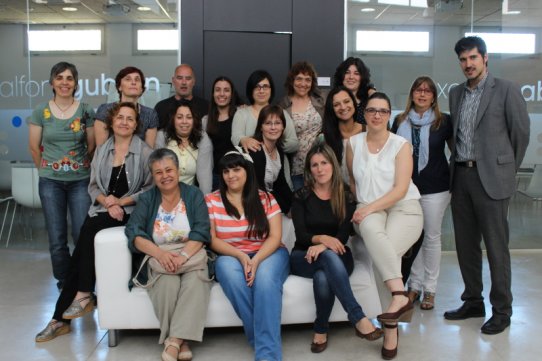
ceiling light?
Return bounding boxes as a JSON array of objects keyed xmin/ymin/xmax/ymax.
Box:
[
  {"xmin": 137, "ymin": 6, "xmax": 151, "ymax": 11},
  {"xmin": 62, "ymin": 7, "xmax": 78, "ymax": 12},
  {"xmin": 361, "ymin": 8, "xmax": 376, "ymax": 12}
]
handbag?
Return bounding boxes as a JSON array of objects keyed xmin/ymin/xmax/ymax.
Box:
[{"xmin": 132, "ymin": 242, "xmax": 210, "ymax": 288}]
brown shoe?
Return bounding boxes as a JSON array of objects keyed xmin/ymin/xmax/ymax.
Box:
[
  {"xmin": 381, "ymin": 323, "xmax": 398, "ymax": 360},
  {"xmin": 377, "ymin": 291, "xmax": 414, "ymax": 323},
  {"xmin": 407, "ymin": 289, "xmax": 420, "ymax": 303},
  {"xmin": 355, "ymin": 326, "xmax": 383, "ymax": 341},
  {"xmin": 310, "ymin": 340, "xmax": 327, "ymax": 353},
  {"xmin": 420, "ymin": 292, "xmax": 435, "ymax": 310}
]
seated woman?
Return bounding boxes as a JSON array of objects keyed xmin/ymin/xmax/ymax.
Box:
[
  {"xmin": 206, "ymin": 151, "xmax": 289, "ymax": 361},
  {"xmin": 35, "ymin": 102, "xmax": 153, "ymax": 342},
  {"xmin": 126, "ymin": 148, "xmax": 211, "ymax": 361},
  {"xmin": 249, "ymin": 104, "xmax": 293, "ymax": 214},
  {"xmin": 322, "ymin": 86, "xmax": 364, "ymax": 185},
  {"xmin": 346, "ymin": 92, "xmax": 423, "ymax": 360},
  {"xmin": 95, "ymin": 66, "xmax": 159, "ymax": 147},
  {"xmin": 155, "ymin": 99, "xmax": 213, "ymax": 194},
  {"xmin": 290, "ymin": 143, "xmax": 382, "ymax": 354}
]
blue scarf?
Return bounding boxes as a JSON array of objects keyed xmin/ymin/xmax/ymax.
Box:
[{"xmin": 396, "ymin": 109, "xmax": 434, "ymax": 173}]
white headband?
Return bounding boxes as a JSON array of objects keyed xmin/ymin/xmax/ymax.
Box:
[{"xmin": 223, "ymin": 146, "xmax": 254, "ymax": 163}]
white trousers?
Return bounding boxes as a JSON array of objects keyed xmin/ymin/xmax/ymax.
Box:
[{"xmin": 408, "ymin": 191, "xmax": 451, "ymax": 293}]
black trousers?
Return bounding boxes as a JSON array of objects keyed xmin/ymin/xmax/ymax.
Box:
[
  {"xmin": 451, "ymin": 166, "xmax": 512, "ymax": 318},
  {"xmin": 53, "ymin": 212, "xmax": 129, "ymax": 322}
]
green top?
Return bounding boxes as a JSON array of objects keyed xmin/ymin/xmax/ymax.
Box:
[{"xmin": 31, "ymin": 101, "xmax": 95, "ymax": 181}]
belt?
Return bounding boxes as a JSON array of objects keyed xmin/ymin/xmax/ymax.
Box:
[{"xmin": 456, "ymin": 161, "xmax": 477, "ymax": 168}]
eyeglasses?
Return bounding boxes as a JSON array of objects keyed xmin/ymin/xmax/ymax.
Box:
[
  {"xmin": 364, "ymin": 108, "xmax": 391, "ymax": 116},
  {"xmin": 262, "ymin": 121, "xmax": 283, "ymax": 127},
  {"xmin": 414, "ymin": 88, "xmax": 433, "ymax": 95},
  {"xmin": 255, "ymin": 84, "xmax": 271, "ymax": 91}
]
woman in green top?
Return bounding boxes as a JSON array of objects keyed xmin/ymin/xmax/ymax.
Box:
[{"xmin": 28, "ymin": 62, "xmax": 95, "ymax": 290}]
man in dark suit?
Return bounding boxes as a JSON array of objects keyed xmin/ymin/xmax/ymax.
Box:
[{"xmin": 444, "ymin": 36, "xmax": 530, "ymax": 335}]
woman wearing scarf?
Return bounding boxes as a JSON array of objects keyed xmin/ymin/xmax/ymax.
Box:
[{"xmin": 392, "ymin": 76, "xmax": 453, "ymax": 311}]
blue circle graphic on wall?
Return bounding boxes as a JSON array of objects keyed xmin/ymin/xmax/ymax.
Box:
[{"xmin": 12, "ymin": 116, "xmax": 22, "ymax": 128}]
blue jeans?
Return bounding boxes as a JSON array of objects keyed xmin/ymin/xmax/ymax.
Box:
[
  {"xmin": 216, "ymin": 247, "xmax": 289, "ymax": 361},
  {"xmin": 39, "ymin": 177, "xmax": 91, "ymax": 289},
  {"xmin": 290, "ymin": 248, "xmax": 365, "ymax": 333}
]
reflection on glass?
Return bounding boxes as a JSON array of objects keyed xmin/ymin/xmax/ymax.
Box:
[
  {"xmin": 356, "ymin": 30, "xmax": 429, "ymax": 52},
  {"xmin": 28, "ymin": 29, "xmax": 102, "ymax": 52}
]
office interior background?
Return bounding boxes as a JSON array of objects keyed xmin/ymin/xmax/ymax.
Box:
[{"xmin": 0, "ymin": 1, "xmax": 541, "ymax": 360}]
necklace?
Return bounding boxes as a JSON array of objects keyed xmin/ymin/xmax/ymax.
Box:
[
  {"xmin": 53, "ymin": 98, "xmax": 74, "ymax": 118},
  {"xmin": 263, "ymin": 142, "xmax": 277, "ymax": 159},
  {"xmin": 108, "ymin": 156, "xmax": 126, "ymax": 196}
]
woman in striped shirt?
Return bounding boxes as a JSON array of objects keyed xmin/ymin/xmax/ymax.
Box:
[{"xmin": 206, "ymin": 150, "xmax": 289, "ymax": 361}]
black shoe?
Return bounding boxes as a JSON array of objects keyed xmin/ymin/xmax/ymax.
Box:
[
  {"xmin": 481, "ymin": 316, "xmax": 510, "ymax": 335},
  {"xmin": 444, "ymin": 302, "xmax": 485, "ymax": 320}
]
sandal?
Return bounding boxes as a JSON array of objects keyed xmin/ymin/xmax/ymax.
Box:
[
  {"xmin": 178, "ymin": 341, "xmax": 193, "ymax": 361},
  {"xmin": 381, "ymin": 322, "xmax": 399, "ymax": 360},
  {"xmin": 162, "ymin": 338, "xmax": 181, "ymax": 361},
  {"xmin": 407, "ymin": 288, "xmax": 420, "ymax": 304},
  {"xmin": 35, "ymin": 320, "xmax": 70, "ymax": 342},
  {"xmin": 62, "ymin": 295, "xmax": 95, "ymax": 319},
  {"xmin": 420, "ymin": 292, "xmax": 435, "ymax": 310}
]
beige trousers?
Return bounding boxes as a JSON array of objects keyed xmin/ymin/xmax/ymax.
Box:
[
  {"xmin": 353, "ymin": 199, "xmax": 423, "ymax": 282},
  {"xmin": 148, "ymin": 269, "xmax": 212, "ymax": 344}
]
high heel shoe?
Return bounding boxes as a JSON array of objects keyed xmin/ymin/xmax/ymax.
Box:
[
  {"xmin": 381, "ymin": 323, "xmax": 398, "ymax": 360},
  {"xmin": 377, "ymin": 291, "xmax": 414, "ymax": 323}
]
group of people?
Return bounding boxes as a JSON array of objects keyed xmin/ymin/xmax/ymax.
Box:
[{"xmin": 31, "ymin": 35, "xmax": 530, "ymax": 361}]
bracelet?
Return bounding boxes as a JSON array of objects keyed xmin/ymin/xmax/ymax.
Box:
[{"xmin": 180, "ymin": 251, "xmax": 190, "ymax": 260}]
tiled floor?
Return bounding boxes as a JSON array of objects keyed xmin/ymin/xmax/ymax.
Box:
[{"xmin": 1, "ymin": 248, "xmax": 541, "ymax": 361}]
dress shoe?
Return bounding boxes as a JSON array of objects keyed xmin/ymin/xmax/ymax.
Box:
[
  {"xmin": 481, "ymin": 316, "xmax": 511, "ymax": 335},
  {"xmin": 355, "ymin": 326, "xmax": 383, "ymax": 341},
  {"xmin": 310, "ymin": 340, "xmax": 327, "ymax": 353},
  {"xmin": 444, "ymin": 302, "xmax": 485, "ymax": 320},
  {"xmin": 377, "ymin": 291, "xmax": 414, "ymax": 323}
]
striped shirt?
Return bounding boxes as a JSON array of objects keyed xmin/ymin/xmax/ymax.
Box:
[
  {"xmin": 205, "ymin": 190, "xmax": 281, "ymax": 253},
  {"xmin": 455, "ymin": 73, "xmax": 488, "ymax": 162}
]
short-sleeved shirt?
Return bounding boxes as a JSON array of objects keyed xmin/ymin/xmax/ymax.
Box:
[
  {"xmin": 205, "ymin": 190, "xmax": 281, "ymax": 254},
  {"xmin": 152, "ymin": 199, "xmax": 191, "ymax": 245},
  {"xmin": 95, "ymin": 102, "xmax": 159, "ymax": 141},
  {"xmin": 31, "ymin": 101, "xmax": 95, "ymax": 181}
]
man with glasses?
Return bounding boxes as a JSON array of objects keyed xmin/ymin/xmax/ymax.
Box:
[
  {"xmin": 444, "ymin": 36, "xmax": 530, "ymax": 335},
  {"xmin": 155, "ymin": 64, "xmax": 209, "ymax": 129}
]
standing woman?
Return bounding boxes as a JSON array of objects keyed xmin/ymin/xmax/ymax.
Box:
[
  {"xmin": 206, "ymin": 151, "xmax": 289, "ymax": 361},
  {"xmin": 322, "ymin": 86, "xmax": 363, "ymax": 185},
  {"xmin": 346, "ymin": 92, "xmax": 423, "ymax": 360},
  {"xmin": 290, "ymin": 143, "xmax": 382, "ymax": 354},
  {"xmin": 202, "ymin": 76, "xmax": 242, "ymax": 190},
  {"xmin": 28, "ymin": 62, "xmax": 95, "ymax": 290},
  {"xmin": 392, "ymin": 76, "xmax": 452, "ymax": 310},
  {"xmin": 94, "ymin": 66, "xmax": 159, "ymax": 148},
  {"xmin": 155, "ymin": 100, "xmax": 213, "ymax": 194},
  {"xmin": 249, "ymin": 105, "xmax": 293, "ymax": 214},
  {"xmin": 231, "ymin": 69, "xmax": 299, "ymax": 154},
  {"xmin": 333, "ymin": 57, "xmax": 375, "ymax": 125},
  {"xmin": 279, "ymin": 61, "xmax": 324, "ymax": 191},
  {"xmin": 35, "ymin": 102, "xmax": 153, "ymax": 342}
]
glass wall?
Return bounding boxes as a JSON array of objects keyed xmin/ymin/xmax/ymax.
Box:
[{"xmin": 346, "ymin": 0, "xmax": 542, "ymax": 249}]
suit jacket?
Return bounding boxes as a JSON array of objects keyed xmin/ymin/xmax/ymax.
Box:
[
  {"xmin": 449, "ymin": 73, "xmax": 530, "ymax": 200},
  {"xmin": 249, "ymin": 147, "xmax": 293, "ymax": 214}
]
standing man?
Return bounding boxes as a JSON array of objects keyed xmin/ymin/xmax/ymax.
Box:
[
  {"xmin": 155, "ymin": 64, "xmax": 209, "ymax": 129},
  {"xmin": 444, "ymin": 36, "xmax": 530, "ymax": 335}
]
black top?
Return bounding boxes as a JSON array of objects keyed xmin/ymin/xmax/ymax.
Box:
[
  {"xmin": 392, "ymin": 113, "xmax": 453, "ymax": 195},
  {"xmin": 249, "ymin": 147, "xmax": 293, "ymax": 214},
  {"xmin": 107, "ymin": 164, "xmax": 129, "ymax": 198},
  {"xmin": 291, "ymin": 187, "xmax": 356, "ymax": 251},
  {"xmin": 154, "ymin": 95, "xmax": 209, "ymax": 130},
  {"xmin": 207, "ymin": 117, "xmax": 235, "ymax": 175}
]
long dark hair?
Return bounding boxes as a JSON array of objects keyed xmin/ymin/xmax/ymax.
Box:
[
  {"xmin": 333, "ymin": 57, "xmax": 373, "ymax": 108},
  {"xmin": 165, "ymin": 99, "xmax": 203, "ymax": 149},
  {"xmin": 218, "ymin": 152, "xmax": 270, "ymax": 239},
  {"xmin": 206, "ymin": 76, "xmax": 242, "ymax": 136},
  {"xmin": 322, "ymin": 86, "xmax": 358, "ymax": 165},
  {"xmin": 252, "ymin": 104, "xmax": 285, "ymax": 148}
]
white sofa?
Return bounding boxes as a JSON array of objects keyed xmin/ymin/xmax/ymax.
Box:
[{"xmin": 94, "ymin": 218, "xmax": 382, "ymax": 347}]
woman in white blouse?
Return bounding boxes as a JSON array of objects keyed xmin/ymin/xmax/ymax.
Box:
[
  {"xmin": 346, "ymin": 92, "xmax": 423, "ymax": 360},
  {"xmin": 155, "ymin": 99, "xmax": 213, "ymax": 194}
]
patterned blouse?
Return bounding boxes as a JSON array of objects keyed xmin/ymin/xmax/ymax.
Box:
[{"xmin": 291, "ymin": 102, "xmax": 322, "ymax": 176}]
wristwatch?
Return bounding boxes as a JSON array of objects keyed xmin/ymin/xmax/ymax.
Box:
[{"xmin": 180, "ymin": 251, "xmax": 190, "ymax": 260}]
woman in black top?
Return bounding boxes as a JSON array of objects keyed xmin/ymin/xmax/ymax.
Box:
[
  {"xmin": 392, "ymin": 76, "xmax": 452, "ymax": 310},
  {"xmin": 202, "ymin": 76, "xmax": 242, "ymax": 190},
  {"xmin": 290, "ymin": 143, "xmax": 382, "ymax": 353}
]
